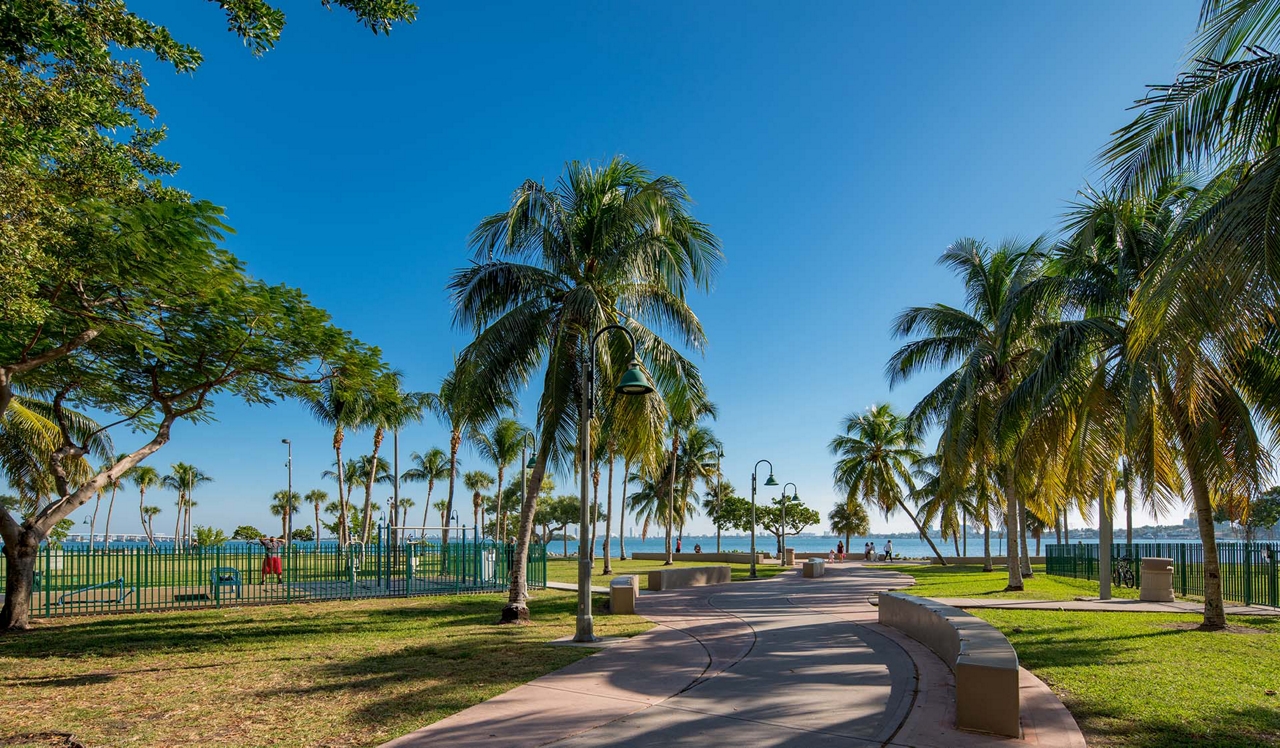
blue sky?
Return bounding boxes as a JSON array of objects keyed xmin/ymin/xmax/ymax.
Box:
[{"xmin": 68, "ymin": 0, "xmax": 1202, "ymax": 537}]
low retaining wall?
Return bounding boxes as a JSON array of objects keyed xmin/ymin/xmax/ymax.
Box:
[
  {"xmin": 647, "ymin": 565, "xmax": 731, "ymax": 591},
  {"xmin": 877, "ymin": 592, "xmax": 1020, "ymax": 737},
  {"xmin": 630, "ymin": 552, "xmax": 764, "ymax": 564},
  {"xmin": 933, "ymin": 556, "xmax": 1045, "ymax": 565}
]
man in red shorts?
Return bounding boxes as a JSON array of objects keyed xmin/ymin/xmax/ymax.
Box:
[{"xmin": 259, "ymin": 535, "xmax": 285, "ymax": 583}]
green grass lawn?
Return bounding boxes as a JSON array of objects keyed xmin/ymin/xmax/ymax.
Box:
[
  {"xmin": 0, "ymin": 591, "xmax": 650, "ymax": 748},
  {"xmin": 546, "ymin": 557, "xmax": 790, "ymax": 586},
  {"xmin": 886, "ymin": 563, "xmax": 1280, "ymax": 747},
  {"xmin": 882, "ymin": 562, "xmax": 1141, "ymax": 600},
  {"xmin": 977, "ymin": 609, "xmax": 1280, "ymax": 747}
]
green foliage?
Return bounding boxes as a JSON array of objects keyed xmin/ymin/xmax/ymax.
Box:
[
  {"xmin": 46, "ymin": 518, "xmax": 74, "ymax": 550},
  {"xmin": 706, "ymin": 493, "xmax": 752, "ymax": 533},
  {"xmin": 291, "ymin": 525, "xmax": 315, "ymax": 542},
  {"xmin": 191, "ymin": 525, "xmax": 229, "ymax": 546},
  {"xmin": 829, "ymin": 500, "xmax": 870, "ymax": 539},
  {"xmin": 1247, "ymin": 488, "xmax": 1280, "ymax": 538},
  {"xmin": 757, "ymin": 496, "xmax": 820, "ymax": 542},
  {"xmin": 231, "ymin": 525, "xmax": 263, "ymax": 541}
]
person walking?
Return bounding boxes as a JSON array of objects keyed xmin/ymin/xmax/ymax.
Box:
[
  {"xmin": 869, "ymin": 541, "xmax": 876, "ymax": 561},
  {"xmin": 884, "ymin": 539, "xmax": 894, "ymax": 560},
  {"xmin": 863, "ymin": 541, "xmax": 871, "ymax": 560}
]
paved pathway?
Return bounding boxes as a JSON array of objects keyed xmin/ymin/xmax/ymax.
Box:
[
  {"xmin": 930, "ymin": 596, "xmax": 1280, "ymax": 616},
  {"xmin": 384, "ymin": 565, "xmax": 1084, "ymax": 748}
]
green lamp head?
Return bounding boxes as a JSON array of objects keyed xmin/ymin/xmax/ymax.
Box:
[
  {"xmin": 615, "ymin": 360, "xmax": 655, "ymax": 396},
  {"xmin": 526, "ymin": 457, "xmax": 537, "ymax": 469},
  {"xmin": 764, "ymin": 474, "xmax": 778, "ymax": 487}
]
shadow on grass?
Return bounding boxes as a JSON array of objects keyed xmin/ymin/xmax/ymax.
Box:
[{"xmin": 1069, "ymin": 703, "xmax": 1280, "ymax": 748}]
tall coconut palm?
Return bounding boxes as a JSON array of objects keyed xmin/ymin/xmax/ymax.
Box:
[
  {"xmin": 452, "ymin": 158, "xmax": 721, "ymax": 622},
  {"xmin": 660, "ymin": 394, "xmax": 717, "ymax": 564},
  {"xmin": 398, "ymin": 496, "xmax": 415, "ymax": 530},
  {"xmin": 305, "ymin": 374, "xmax": 371, "ymax": 548},
  {"xmin": 463, "ymin": 470, "xmax": 495, "ymax": 535},
  {"xmin": 830, "ymin": 404, "xmax": 947, "ymax": 564},
  {"xmin": 402, "ymin": 448, "xmax": 451, "ymax": 529},
  {"xmin": 829, "ymin": 499, "xmax": 871, "ymax": 556},
  {"xmin": 358, "ymin": 372, "xmax": 429, "ymax": 545},
  {"xmin": 98, "ymin": 453, "xmax": 131, "ymax": 549},
  {"xmin": 162, "ymin": 463, "xmax": 211, "ymax": 550},
  {"xmin": 141, "ymin": 506, "xmax": 161, "ymax": 542},
  {"xmin": 130, "ymin": 465, "xmax": 161, "ymax": 548},
  {"xmin": 305, "ymin": 489, "xmax": 328, "ymax": 550},
  {"xmin": 270, "ymin": 490, "xmax": 302, "ymax": 540},
  {"xmin": 887, "ymin": 239, "xmax": 1047, "ymax": 587},
  {"xmin": 470, "ymin": 418, "xmax": 528, "ymax": 543},
  {"xmin": 426, "ymin": 357, "xmax": 512, "ymax": 548}
]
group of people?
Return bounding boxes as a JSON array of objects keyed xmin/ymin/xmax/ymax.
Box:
[{"xmin": 824, "ymin": 540, "xmax": 895, "ymax": 562}]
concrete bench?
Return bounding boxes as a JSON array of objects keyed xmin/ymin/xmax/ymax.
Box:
[
  {"xmin": 630, "ymin": 552, "xmax": 765, "ymax": 564},
  {"xmin": 609, "ymin": 575, "xmax": 639, "ymax": 614},
  {"xmin": 802, "ymin": 559, "xmax": 825, "ymax": 578},
  {"xmin": 877, "ymin": 592, "xmax": 1020, "ymax": 737},
  {"xmin": 646, "ymin": 565, "xmax": 731, "ymax": 591}
]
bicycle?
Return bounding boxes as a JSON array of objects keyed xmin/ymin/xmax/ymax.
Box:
[{"xmin": 1113, "ymin": 555, "xmax": 1136, "ymax": 588}]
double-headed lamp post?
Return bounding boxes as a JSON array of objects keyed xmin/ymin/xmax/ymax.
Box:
[
  {"xmin": 576, "ymin": 324, "xmax": 655, "ymax": 643},
  {"xmin": 781, "ymin": 482, "xmax": 798, "ymax": 566},
  {"xmin": 282, "ymin": 439, "xmax": 293, "ymax": 545},
  {"xmin": 715, "ymin": 447, "xmax": 724, "ymax": 553},
  {"xmin": 750, "ymin": 459, "xmax": 778, "ymax": 579}
]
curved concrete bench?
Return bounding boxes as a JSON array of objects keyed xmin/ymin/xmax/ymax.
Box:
[
  {"xmin": 630, "ymin": 552, "xmax": 765, "ymax": 564},
  {"xmin": 647, "ymin": 565, "xmax": 731, "ymax": 591},
  {"xmin": 877, "ymin": 592, "xmax": 1020, "ymax": 737}
]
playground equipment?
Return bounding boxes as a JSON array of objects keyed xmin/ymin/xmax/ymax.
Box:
[
  {"xmin": 210, "ymin": 566, "xmax": 242, "ymax": 602},
  {"xmin": 56, "ymin": 577, "xmax": 133, "ymax": 606}
]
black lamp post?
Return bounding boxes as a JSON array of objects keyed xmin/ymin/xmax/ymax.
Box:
[
  {"xmin": 574, "ymin": 324, "xmax": 654, "ymax": 643},
  {"xmin": 751, "ymin": 459, "xmax": 778, "ymax": 579},
  {"xmin": 781, "ymin": 482, "xmax": 798, "ymax": 566}
]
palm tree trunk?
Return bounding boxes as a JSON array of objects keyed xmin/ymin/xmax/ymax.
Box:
[
  {"xmin": 501, "ymin": 429, "xmax": 553, "ymax": 623},
  {"xmin": 103, "ymin": 485, "xmax": 117, "ymax": 550},
  {"xmin": 897, "ymin": 498, "xmax": 946, "ymax": 565},
  {"xmin": 589, "ymin": 465, "xmax": 600, "ymax": 568},
  {"xmin": 444, "ymin": 428, "xmax": 460, "ymax": 546},
  {"xmin": 88, "ymin": 492, "xmax": 101, "ymax": 552},
  {"xmin": 1019, "ymin": 498, "xmax": 1033, "ymax": 577},
  {"xmin": 334, "ymin": 426, "xmax": 348, "ymax": 548},
  {"xmin": 1004, "ymin": 473, "xmax": 1024, "ymax": 590},
  {"xmin": 603, "ymin": 453, "xmax": 614, "ymax": 575},
  {"xmin": 173, "ymin": 495, "xmax": 183, "ymax": 551},
  {"xmin": 983, "ymin": 519, "xmax": 993, "ymax": 572},
  {"xmin": 422, "ymin": 479, "xmax": 435, "ymax": 528},
  {"xmin": 664, "ymin": 432, "xmax": 679, "ymax": 565},
  {"xmin": 619, "ymin": 457, "xmax": 630, "ymax": 561},
  {"xmin": 361, "ymin": 426, "xmax": 384, "ymax": 545},
  {"xmin": 1125, "ymin": 491, "xmax": 1133, "ymax": 551},
  {"xmin": 139, "ymin": 489, "xmax": 155, "ymax": 549},
  {"xmin": 495, "ymin": 464, "xmax": 505, "ymax": 543},
  {"xmin": 315, "ymin": 503, "xmax": 322, "ymax": 551}
]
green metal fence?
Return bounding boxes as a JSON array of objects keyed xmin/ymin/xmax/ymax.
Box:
[
  {"xmin": 0, "ymin": 525, "xmax": 546, "ymax": 618},
  {"xmin": 1046, "ymin": 541, "xmax": 1280, "ymax": 608}
]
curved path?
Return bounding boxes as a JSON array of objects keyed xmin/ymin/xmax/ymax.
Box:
[{"xmin": 383, "ymin": 564, "xmax": 1084, "ymax": 748}]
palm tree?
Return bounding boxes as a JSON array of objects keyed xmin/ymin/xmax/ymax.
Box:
[
  {"xmin": 99, "ymin": 452, "xmax": 130, "ymax": 549},
  {"xmin": 358, "ymin": 371, "xmax": 429, "ymax": 545},
  {"xmin": 0, "ymin": 391, "xmax": 111, "ymax": 520},
  {"xmin": 452, "ymin": 158, "xmax": 721, "ymax": 622},
  {"xmin": 141, "ymin": 505, "xmax": 161, "ymax": 542},
  {"xmin": 130, "ymin": 465, "xmax": 161, "ymax": 548},
  {"xmin": 432, "ymin": 498, "xmax": 448, "ymax": 528},
  {"xmin": 306, "ymin": 374, "xmax": 370, "ymax": 548},
  {"xmin": 305, "ymin": 489, "xmax": 328, "ymax": 550},
  {"xmin": 402, "ymin": 448, "xmax": 451, "ymax": 529},
  {"xmin": 162, "ymin": 463, "xmax": 211, "ymax": 550},
  {"xmin": 660, "ymin": 396, "xmax": 717, "ymax": 564},
  {"xmin": 398, "ymin": 496, "xmax": 415, "ymax": 530},
  {"xmin": 463, "ymin": 470, "xmax": 495, "ymax": 535},
  {"xmin": 829, "ymin": 500, "xmax": 871, "ymax": 556},
  {"xmin": 270, "ymin": 490, "xmax": 302, "ymax": 540},
  {"xmin": 469, "ymin": 418, "xmax": 528, "ymax": 543},
  {"xmin": 426, "ymin": 357, "xmax": 512, "ymax": 548},
  {"xmin": 830, "ymin": 404, "xmax": 947, "ymax": 564},
  {"xmin": 887, "ymin": 239, "xmax": 1047, "ymax": 587}
]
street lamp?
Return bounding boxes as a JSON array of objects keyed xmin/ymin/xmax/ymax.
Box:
[
  {"xmin": 715, "ymin": 447, "xmax": 724, "ymax": 553},
  {"xmin": 781, "ymin": 482, "xmax": 798, "ymax": 566},
  {"xmin": 576, "ymin": 324, "xmax": 654, "ymax": 643},
  {"xmin": 517, "ymin": 430, "xmax": 535, "ymax": 545},
  {"xmin": 751, "ymin": 459, "xmax": 778, "ymax": 579},
  {"xmin": 282, "ymin": 439, "xmax": 292, "ymax": 546}
]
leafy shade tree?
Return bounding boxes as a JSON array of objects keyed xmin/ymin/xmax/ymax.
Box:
[
  {"xmin": 270, "ymin": 490, "xmax": 302, "ymax": 542},
  {"xmin": 829, "ymin": 500, "xmax": 872, "ymax": 555},
  {"xmin": 1248, "ymin": 489, "xmax": 1280, "ymax": 541},
  {"xmin": 232, "ymin": 525, "xmax": 264, "ymax": 541},
  {"xmin": 162, "ymin": 463, "xmax": 212, "ymax": 550},
  {"xmin": 402, "ymin": 448, "xmax": 451, "ymax": 529},
  {"xmin": 830, "ymin": 404, "xmax": 947, "ymax": 565},
  {"xmin": 191, "ymin": 525, "xmax": 228, "ymax": 547},
  {"xmin": 706, "ymin": 488, "xmax": 752, "ymax": 542},
  {"xmin": 535, "ymin": 495, "xmax": 582, "ymax": 556},
  {"xmin": 463, "ymin": 470, "xmax": 495, "ymax": 535},
  {"xmin": 452, "ymin": 158, "xmax": 720, "ymax": 623},
  {"xmin": 291, "ymin": 525, "xmax": 315, "ymax": 542},
  {"xmin": 130, "ymin": 465, "xmax": 161, "ymax": 548},
  {"xmin": 426, "ymin": 357, "xmax": 512, "ymax": 548},
  {"xmin": 758, "ymin": 497, "xmax": 821, "ymax": 557},
  {"xmin": 305, "ymin": 489, "xmax": 328, "ymax": 550},
  {"xmin": 470, "ymin": 418, "xmax": 528, "ymax": 542}
]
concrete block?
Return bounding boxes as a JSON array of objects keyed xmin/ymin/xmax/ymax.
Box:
[
  {"xmin": 646, "ymin": 565, "xmax": 731, "ymax": 591},
  {"xmin": 609, "ymin": 575, "xmax": 639, "ymax": 614},
  {"xmin": 802, "ymin": 560, "xmax": 825, "ymax": 578}
]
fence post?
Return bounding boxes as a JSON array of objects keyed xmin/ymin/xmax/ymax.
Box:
[
  {"xmin": 1244, "ymin": 542, "xmax": 1253, "ymax": 607},
  {"xmin": 1270, "ymin": 546, "xmax": 1278, "ymax": 608},
  {"xmin": 135, "ymin": 548, "xmax": 142, "ymax": 612},
  {"xmin": 1179, "ymin": 543, "xmax": 1187, "ymax": 596}
]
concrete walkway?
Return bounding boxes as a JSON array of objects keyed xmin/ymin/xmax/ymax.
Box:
[
  {"xmin": 930, "ymin": 596, "xmax": 1280, "ymax": 616},
  {"xmin": 384, "ymin": 564, "xmax": 1085, "ymax": 748}
]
